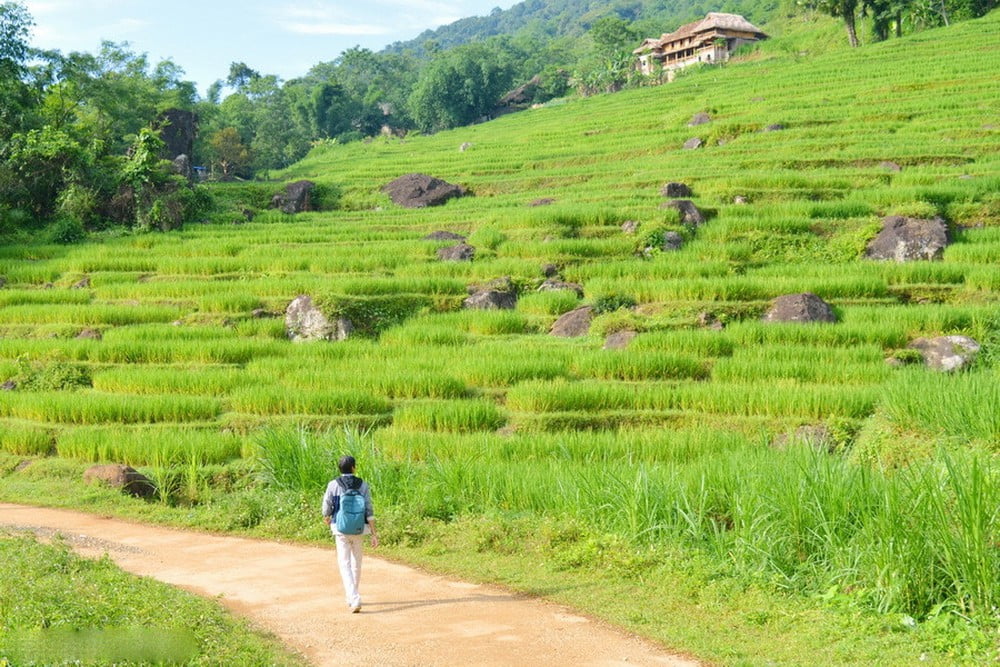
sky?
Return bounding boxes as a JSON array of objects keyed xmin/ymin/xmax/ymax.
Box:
[{"xmin": 22, "ymin": 0, "xmax": 520, "ymax": 96}]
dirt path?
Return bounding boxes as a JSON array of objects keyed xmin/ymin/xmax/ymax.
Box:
[{"xmin": 0, "ymin": 504, "xmax": 697, "ymax": 667}]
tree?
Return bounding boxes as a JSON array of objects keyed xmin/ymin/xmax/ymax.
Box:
[
  {"xmin": 208, "ymin": 127, "xmax": 249, "ymax": 180},
  {"xmin": 0, "ymin": 1, "xmax": 34, "ymax": 139},
  {"xmin": 409, "ymin": 42, "xmax": 515, "ymax": 132},
  {"xmin": 808, "ymin": 0, "xmax": 862, "ymax": 46},
  {"xmin": 0, "ymin": 1, "xmax": 31, "ymax": 79},
  {"xmin": 226, "ymin": 62, "xmax": 260, "ymax": 91}
]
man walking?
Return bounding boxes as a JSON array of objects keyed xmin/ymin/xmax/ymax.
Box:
[{"xmin": 322, "ymin": 455, "xmax": 378, "ymax": 613}]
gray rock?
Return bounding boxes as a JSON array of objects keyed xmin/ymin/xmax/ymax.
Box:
[
  {"xmin": 866, "ymin": 216, "xmax": 948, "ymax": 262},
  {"xmin": 621, "ymin": 220, "xmax": 640, "ymax": 235},
  {"xmin": 76, "ymin": 328, "xmax": 102, "ymax": 340},
  {"xmin": 733, "ymin": 195, "xmax": 749, "ymax": 205},
  {"xmin": 538, "ymin": 279, "xmax": 584, "ymax": 297},
  {"xmin": 661, "ymin": 200, "xmax": 705, "ymax": 226},
  {"xmin": 763, "ymin": 293, "xmax": 837, "ymax": 324},
  {"xmin": 879, "ymin": 161, "xmax": 902, "ymax": 172},
  {"xmin": 171, "ymin": 153, "xmax": 191, "ymax": 179},
  {"xmin": 550, "ymin": 306, "xmax": 594, "ymax": 338},
  {"xmin": 423, "ymin": 230, "xmax": 467, "ymax": 241},
  {"xmin": 683, "ymin": 137, "xmax": 703, "ymax": 150},
  {"xmin": 285, "ymin": 295, "xmax": 353, "ymax": 342},
  {"xmin": 762, "ymin": 124, "xmax": 785, "ymax": 132},
  {"xmin": 437, "ymin": 243, "xmax": 475, "ymax": 261},
  {"xmin": 71, "ymin": 277, "xmax": 90, "ymax": 289},
  {"xmin": 662, "ymin": 231, "xmax": 684, "ymax": 251},
  {"xmin": 272, "ymin": 180, "xmax": 316, "ymax": 214},
  {"xmin": 603, "ymin": 330, "xmax": 637, "ymax": 350},
  {"xmin": 464, "ymin": 290, "xmax": 517, "ymax": 310},
  {"xmin": 529, "ymin": 197, "xmax": 556, "ymax": 207},
  {"xmin": 83, "ymin": 464, "xmax": 155, "ymax": 499},
  {"xmin": 661, "ymin": 182, "xmax": 692, "ymax": 197},
  {"xmin": 1, "ymin": 380, "xmax": 16, "ymax": 391},
  {"xmin": 541, "ymin": 263, "xmax": 560, "ymax": 278},
  {"xmin": 909, "ymin": 336, "xmax": 980, "ymax": 372},
  {"xmin": 382, "ymin": 173, "xmax": 466, "ymax": 208},
  {"xmin": 688, "ymin": 112, "xmax": 711, "ymax": 126},
  {"xmin": 459, "ymin": 142, "xmax": 473, "ymax": 152}
]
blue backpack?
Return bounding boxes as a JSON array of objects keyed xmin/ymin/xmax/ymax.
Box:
[{"xmin": 335, "ymin": 476, "xmax": 367, "ymax": 535}]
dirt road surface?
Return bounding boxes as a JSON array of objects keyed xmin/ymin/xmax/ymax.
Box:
[{"xmin": 1, "ymin": 503, "xmax": 698, "ymax": 667}]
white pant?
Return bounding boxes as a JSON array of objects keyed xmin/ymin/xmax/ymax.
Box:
[{"xmin": 334, "ymin": 532, "xmax": 364, "ymax": 607}]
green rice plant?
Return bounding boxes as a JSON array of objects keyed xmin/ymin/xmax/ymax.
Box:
[
  {"xmin": 516, "ymin": 290, "xmax": 581, "ymax": 316},
  {"xmin": 93, "ymin": 339, "xmax": 286, "ymax": 365},
  {"xmin": 0, "ymin": 392, "xmax": 221, "ymax": 424},
  {"xmin": 457, "ymin": 346, "xmax": 571, "ymax": 385},
  {"xmin": 0, "ymin": 305, "xmax": 184, "ymax": 326},
  {"xmin": 251, "ymin": 425, "xmax": 368, "ymax": 494},
  {"xmin": 0, "ymin": 290, "xmax": 92, "ymax": 307},
  {"xmin": 712, "ymin": 344, "xmax": 890, "ymax": 384},
  {"xmin": 881, "ymin": 368, "xmax": 1000, "ymax": 444},
  {"xmin": 57, "ymin": 426, "xmax": 243, "ymax": 465},
  {"xmin": 92, "ymin": 366, "xmax": 249, "ymax": 395},
  {"xmin": 379, "ymin": 323, "xmax": 470, "ymax": 346},
  {"xmin": 393, "ymin": 400, "xmax": 507, "ymax": 432},
  {"xmin": 0, "ymin": 422, "xmax": 53, "ymax": 455},
  {"xmin": 453, "ymin": 310, "xmax": 536, "ymax": 335},
  {"xmin": 228, "ymin": 386, "xmax": 390, "ymax": 416},
  {"xmin": 507, "ymin": 379, "xmax": 878, "ymax": 419},
  {"xmin": 572, "ymin": 349, "xmax": 708, "ymax": 381}
]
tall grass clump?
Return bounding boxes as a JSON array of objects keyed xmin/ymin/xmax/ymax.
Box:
[
  {"xmin": 252, "ymin": 425, "xmax": 369, "ymax": 494},
  {"xmin": 57, "ymin": 426, "xmax": 243, "ymax": 466},
  {"xmin": 393, "ymin": 400, "xmax": 507, "ymax": 432},
  {"xmin": 881, "ymin": 368, "xmax": 1000, "ymax": 444},
  {"xmin": 0, "ymin": 422, "xmax": 53, "ymax": 455}
]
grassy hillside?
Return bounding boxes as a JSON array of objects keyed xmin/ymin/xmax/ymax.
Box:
[{"xmin": 1, "ymin": 11, "xmax": 998, "ymax": 664}]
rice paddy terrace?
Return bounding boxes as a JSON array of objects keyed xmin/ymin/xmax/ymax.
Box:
[{"xmin": 1, "ymin": 12, "xmax": 998, "ymax": 661}]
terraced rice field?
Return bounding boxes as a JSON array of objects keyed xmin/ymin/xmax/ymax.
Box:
[{"xmin": 1, "ymin": 12, "xmax": 998, "ymax": 633}]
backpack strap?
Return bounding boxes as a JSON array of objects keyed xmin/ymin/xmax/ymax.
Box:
[{"xmin": 336, "ymin": 475, "xmax": 363, "ymax": 491}]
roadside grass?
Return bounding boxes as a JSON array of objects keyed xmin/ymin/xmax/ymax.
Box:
[{"xmin": 0, "ymin": 534, "xmax": 304, "ymax": 665}]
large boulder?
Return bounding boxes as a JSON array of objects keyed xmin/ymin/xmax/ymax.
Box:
[
  {"xmin": 603, "ymin": 330, "xmax": 637, "ymax": 350},
  {"xmin": 909, "ymin": 336, "xmax": 980, "ymax": 372},
  {"xmin": 688, "ymin": 112, "xmax": 712, "ymax": 126},
  {"xmin": 156, "ymin": 108, "xmax": 196, "ymax": 160},
  {"xmin": 661, "ymin": 182, "xmax": 692, "ymax": 198},
  {"xmin": 662, "ymin": 231, "xmax": 684, "ymax": 251},
  {"xmin": 272, "ymin": 180, "xmax": 316, "ymax": 214},
  {"xmin": 550, "ymin": 306, "xmax": 594, "ymax": 337},
  {"xmin": 538, "ymin": 279, "xmax": 584, "ymax": 297},
  {"xmin": 171, "ymin": 154, "xmax": 192, "ymax": 180},
  {"xmin": 382, "ymin": 173, "xmax": 466, "ymax": 208},
  {"xmin": 285, "ymin": 295, "xmax": 353, "ymax": 342},
  {"xmin": 661, "ymin": 200, "xmax": 705, "ymax": 226},
  {"xmin": 437, "ymin": 243, "xmax": 475, "ymax": 262},
  {"xmin": 763, "ymin": 293, "xmax": 837, "ymax": 324},
  {"xmin": 464, "ymin": 290, "xmax": 517, "ymax": 310},
  {"xmin": 865, "ymin": 216, "xmax": 948, "ymax": 262},
  {"xmin": 465, "ymin": 277, "xmax": 518, "ymax": 310},
  {"xmin": 83, "ymin": 464, "xmax": 155, "ymax": 499}
]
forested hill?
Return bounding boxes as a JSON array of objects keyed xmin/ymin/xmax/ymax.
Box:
[{"xmin": 383, "ymin": 0, "xmax": 779, "ymax": 56}]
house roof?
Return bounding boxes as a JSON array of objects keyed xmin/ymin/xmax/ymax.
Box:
[{"xmin": 633, "ymin": 13, "xmax": 767, "ymax": 53}]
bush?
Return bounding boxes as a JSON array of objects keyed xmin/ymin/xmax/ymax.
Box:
[
  {"xmin": 47, "ymin": 217, "xmax": 86, "ymax": 244},
  {"xmin": 593, "ymin": 293, "xmax": 637, "ymax": 314}
]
